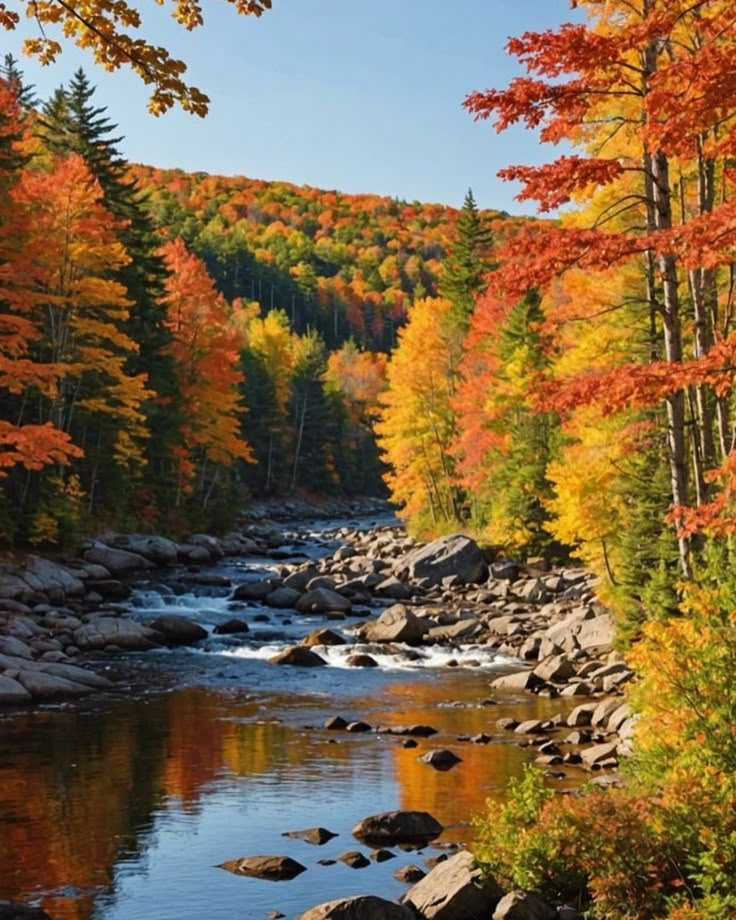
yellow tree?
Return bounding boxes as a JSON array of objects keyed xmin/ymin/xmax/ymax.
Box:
[{"xmin": 376, "ymin": 296, "xmax": 464, "ymax": 533}]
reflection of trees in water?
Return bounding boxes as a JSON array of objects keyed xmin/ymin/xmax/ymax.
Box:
[{"xmin": 0, "ymin": 687, "xmax": 387, "ymax": 919}]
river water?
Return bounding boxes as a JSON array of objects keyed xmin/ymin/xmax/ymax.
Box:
[{"xmin": 0, "ymin": 518, "xmax": 566, "ymax": 920}]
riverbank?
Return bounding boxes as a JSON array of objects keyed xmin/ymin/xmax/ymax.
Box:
[{"xmin": 0, "ymin": 503, "xmax": 637, "ymax": 920}]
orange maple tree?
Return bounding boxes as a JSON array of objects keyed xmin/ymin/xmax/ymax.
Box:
[
  {"xmin": 160, "ymin": 237, "xmax": 253, "ymax": 505},
  {"xmin": 465, "ymin": 0, "xmax": 736, "ymax": 574}
]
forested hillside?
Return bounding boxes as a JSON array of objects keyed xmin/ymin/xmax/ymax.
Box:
[
  {"xmin": 129, "ymin": 163, "xmax": 503, "ymax": 351},
  {"xmin": 0, "ymin": 59, "xmax": 504, "ymax": 545}
]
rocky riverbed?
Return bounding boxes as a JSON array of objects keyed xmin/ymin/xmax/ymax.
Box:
[{"xmin": 0, "ymin": 500, "xmax": 636, "ymax": 920}]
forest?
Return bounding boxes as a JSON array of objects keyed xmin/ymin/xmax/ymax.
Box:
[
  {"xmin": 0, "ymin": 59, "xmax": 511, "ymax": 541},
  {"xmin": 3, "ymin": 0, "xmax": 736, "ymax": 915}
]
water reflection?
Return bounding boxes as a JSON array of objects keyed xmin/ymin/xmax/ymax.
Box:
[{"xmin": 0, "ymin": 676, "xmax": 567, "ymax": 920}]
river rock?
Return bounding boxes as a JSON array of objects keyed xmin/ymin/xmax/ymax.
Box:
[
  {"xmin": 346, "ymin": 653, "xmax": 379, "ymax": 668},
  {"xmin": 0, "ymin": 636, "xmax": 33, "ymax": 659},
  {"xmin": 177, "ymin": 543, "xmax": 212, "ymax": 564},
  {"xmin": 232, "ymin": 578, "xmax": 278, "ymax": 601},
  {"xmin": 420, "ymin": 749, "xmax": 462, "ymax": 770},
  {"xmin": 108, "ymin": 534, "xmax": 179, "ymax": 566},
  {"xmin": 25, "ymin": 556, "xmax": 85, "ymax": 596},
  {"xmin": 581, "ymin": 741, "xmax": 619, "ymax": 768},
  {"xmin": 576, "ymin": 613, "xmax": 615, "ymax": 653},
  {"xmin": 337, "ymin": 850, "xmax": 370, "ymax": 868},
  {"xmin": 213, "ymin": 618, "xmax": 250, "ymax": 635},
  {"xmin": 265, "ymin": 587, "xmax": 302, "ymax": 609},
  {"xmin": 297, "ymin": 895, "xmax": 414, "ymax": 920},
  {"xmin": 82, "ymin": 541, "xmax": 154, "ymax": 575},
  {"xmin": 296, "ymin": 587, "xmax": 352, "ymax": 613},
  {"xmin": 283, "ymin": 827, "xmax": 337, "ymax": 845},
  {"xmin": 491, "ymin": 670, "xmax": 543, "ymax": 692},
  {"xmin": 268, "ymin": 645, "xmax": 327, "ymax": 667},
  {"xmin": 352, "ymin": 810, "xmax": 443, "ymax": 844},
  {"xmin": 374, "ymin": 576, "xmax": 412, "ymax": 599},
  {"xmin": 394, "ymin": 534, "xmax": 487, "ymax": 586},
  {"xmin": 394, "ymin": 864, "xmax": 425, "ymax": 883},
  {"xmin": 39, "ymin": 662, "xmax": 114, "ymax": 689},
  {"xmin": 73, "ymin": 617, "xmax": 160, "ymax": 651},
  {"xmin": 533, "ymin": 654, "xmax": 576, "ymax": 683},
  {"xmin": 0, "ymin": 675, "xmax": 32, "ymax": 704},
  {"xmin": 493, "ymin": 890, "xmax": 557, "ymax": 920},
  {"xmin": 363, "ymin": 605, "xmax": 429, "ymax": 644},
  {"xmin": 17, "ymin": 670, "xmax": 95, "ymax": 700},
  {"xmin": 149, "ymin": 615, "xmax": 208, "ymax": 645},
  {"xmin": 302, "ymin": 628, "xmax": 346, "ymax": 647},
  {"xmin": 403, "ymin": 849, "xmax": 503, "ymax": 919},
  {"xmin": 218, "ymin": 855, "xmax": 307, "ymax": 880}
]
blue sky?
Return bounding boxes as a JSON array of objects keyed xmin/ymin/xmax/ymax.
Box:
[{"xmin": 4, "ymin": 1, "xmax": 581, "ymax": 213}]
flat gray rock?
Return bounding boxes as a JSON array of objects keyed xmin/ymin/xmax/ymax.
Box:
[
  {"xmin": 0, "ymin": 675, "xmax": 32, "ymax": 704},
  {"xmin": 394, "ymin": 534, "xmax": 487, "ymax": 586},
  {"xmin": 298, "ymin": 895, "xmax": 414, "ymax": 920}
]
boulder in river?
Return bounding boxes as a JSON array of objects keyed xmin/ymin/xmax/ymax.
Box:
[
  {"xmin": 268, "ymin": 645, "xmax": 327, "ymax": 667},
  {"xmin": 213, "ymin": 618, "xmax": 250, "ymax": 635},
  {"xmin": 295, "ymin": 587, "xmax": 352, "ymax": 613},
  {"xmin": 108, "ymin": 533, "xmax": 179, "ymax": 566},
  {"xmin": 419, "ymin": 749, "xmax": 462, "ymax": 770},
  {"xmin": 232, "ymin": 579, "xmax": 278, "ymax": 601},
  {"xmin": 265, "ymin": 587, "xmax": 302, "ymax": 609},
  {"xmin": 337, "ymin": 850, "xmax": 370, "ymax": 868},
  {"xmin": 73, "ymin": 617, "xmax": 160, "ymax": 651},
  {"xmin": 17, "ymin": 670, "xmax": 95, "ymax": 701},
  {"xmin": 149, "ymin": 615, "xmax": 208, "ymax": 646},
  {"xmin": 282, "ymin": 827, "xmax": 337, "ymax": 845},
  {"xmin": 403, "ymin": 849, "xmax": 504, "ymax": 920},
  {"xmin": 352, "ymin": 810, "xmax": 443, "ymax": 845},
  {"xmin": 492, "ymin": 890, "xmax": 557, "ymax": 920},
  {"xmin": 0, "ymin": 675, "xmax": 32, "ymax": 704},
  {"xmin": 363, "ymin": 604, "xmax": 429, "ymax": 645},
  {"xmin": 394, "ymin": 534, "xmax": 487, "ymax": 586},
  {"xmin": 82, "ymin": 541, "xmax": 155, "ymax": 575},
  {"xmin": 217, "ymin": 855, "xmax": 307, "ymax": 880},
  {"xmin": 302, "ymin": 628, "xmax": 346, "ymax": 647},
  {"xmin": 297, "ymin": 895, "xmax": 414, "ymax": 920}
]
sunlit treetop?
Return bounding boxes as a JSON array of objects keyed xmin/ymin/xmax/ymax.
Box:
[{"xmin": 0, "ymin": 0, "xmax": 272, "ymax": 116}]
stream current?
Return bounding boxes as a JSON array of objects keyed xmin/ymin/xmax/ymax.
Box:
[{"xmin": 0, "ymin": 515, "xmax": 566, "ymax": 920}]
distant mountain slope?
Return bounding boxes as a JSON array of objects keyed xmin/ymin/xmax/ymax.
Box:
[{"xmin": 129, "ymin": 164, "xmax": 506, "ymax": 349}]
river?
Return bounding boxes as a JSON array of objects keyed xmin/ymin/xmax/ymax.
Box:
[{"xmin": 0, "ymin": 516, "xmax": 566, "ymax": 920}]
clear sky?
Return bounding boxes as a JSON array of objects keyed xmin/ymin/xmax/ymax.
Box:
[{"xmin": 3, "ymin": 1, "xmax": 582, "ymax": 214}]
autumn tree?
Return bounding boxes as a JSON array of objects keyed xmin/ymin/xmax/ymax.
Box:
[
  {"xmin": 453, "ymin": 288, "xmax": 558, "ymax": 555},
  {"xmin": 1, "ymin": 0, "xmax": 273, "ymax": 115},
  {"xmin": 39, "ymin": 70, "xmax": 178, "ymax": 503},
  {"xmin": 377, "ymin": 296, "xmax": 465, "ymax": 533},
  {"xmin": 465, "ymin": 0, "xmax": 736, "ymax": 579},
  {"xmin": 160, "ymin": 237, "xmax": 253, "ymax": 512},
  {"xmin": 0, "ymin": 151, "xmax": 151, "ymax": 538},
  {"xmin": 0, "ymin": 80, "xmax": 81, "ymax": 527},
  {"xmin": 324, "ymin": 341, "xmax": 387, "ymax": 494}
]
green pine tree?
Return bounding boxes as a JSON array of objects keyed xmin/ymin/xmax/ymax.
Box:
[
  {"xmin": 39, "ymin": 71, "xmax": 181, "ymax": 518},
  {"xmin": 439, "ymin": 188, "xmax": 495, "ymax": 327}
]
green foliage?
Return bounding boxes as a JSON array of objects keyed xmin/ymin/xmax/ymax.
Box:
[{"xmin": 439, "ymin": 188, "xmax": 494, "ymax": 327}]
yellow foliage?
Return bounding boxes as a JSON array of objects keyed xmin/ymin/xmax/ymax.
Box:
[{"xmin": 4, "ymin": 0, "xmax": 272, "ymax": 116}]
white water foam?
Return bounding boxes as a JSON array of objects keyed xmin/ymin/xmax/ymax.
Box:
[{"xmin": 219, "ymin": 642, "xmax": 505, "ymax": 671}]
